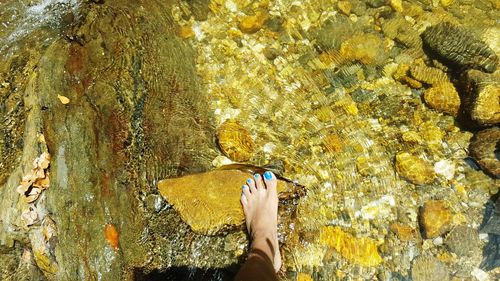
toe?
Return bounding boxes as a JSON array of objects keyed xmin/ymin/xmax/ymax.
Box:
[
  {"xmin": 254, "ymin": 173, "xmax": 264, "ymax": 190},
  {"xmin": 242, "ymin": 184, "xmax": 252, "ymax": 198},
  {"xmin": 246, "ymin": 178, "xmax": 255, "ymax": 191},
  {"xmin": 240, "ymin": 192, "xmax": 248, "ymax": 208},
  {"xmin": 263, "ymin": 171, "xmax": 278, "ymax": 195}
]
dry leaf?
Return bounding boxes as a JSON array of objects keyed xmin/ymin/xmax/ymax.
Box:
[
  {"xmin": 21, "ymin": 208, "xmax": 39, "ymax": 226},
  {"xmin": 33, "ymin": 176, "xmax": 50, "ymax": 189},
  {"xmin": 57, "ymin": 95, "xmax": 70, "ymax": 104}
]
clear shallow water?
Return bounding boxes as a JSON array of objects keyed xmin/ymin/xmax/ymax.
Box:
[{"xmin": 0, "ymin": 0, "xmax": 499, "ymax": 280}]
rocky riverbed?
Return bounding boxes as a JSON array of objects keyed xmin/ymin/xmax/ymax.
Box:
[{"xmin": 0, "ymin": 0, "xmax": 499, "ymax": 280}]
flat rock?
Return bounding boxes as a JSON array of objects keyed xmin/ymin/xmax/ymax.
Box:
[{"xmin": 158, "ymin": 169, "xmax": 293, "ymax": 234}]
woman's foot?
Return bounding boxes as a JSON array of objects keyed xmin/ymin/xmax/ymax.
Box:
[{"xmin": 240, "ymin": 171, "xmax": 281, "ymax": 272}]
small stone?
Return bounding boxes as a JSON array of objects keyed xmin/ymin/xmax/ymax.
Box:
[
  {"xmin": 423, "ymin": 82, "xmax": 461, "ymax": 117},
  {"xmin": 238, "ymin": 12, "xmax": 267, "ymax": 34},
  {"xmin": 323, "ymin": 134, "xmax": 343, "ymax": 153},
  {"xmin": 411, "ymin": 255, "xmax": 450, "ymax": 281},
  {"xmin": 433, "ymin": 159, "xmax": 455, "ymax": 181},
  {"xmin": 337, "ymin": 1, "xmax": 352, "ymax": 15},
  {"xmin": 217, "ymin": 119, "xmax": 255, "ymax": 162},
  {"xmin": 320, "ymin": 226, "xmax": 383, "ymax": 267},
  {"xmin": 57, "ymin": 95, "xmax": 70, "ymax": 104},
  {"xmin": 297, "ymin": 273, "xmax": 313, "ymax": 281},
  {"xmin": 419, "ymin": 200, "xmax": 452, "ymax": 239},
  {"xmin": 440, "ymin": 0, "xmax": 455, "ymax": 7},
  {"xmin": 179, "ymin": 25, "xmax": 194, "ymax": 39},
  {"xmin": 395, "ymin": 152, "xmax": 436, "ymax": 185},
  {"xmin": 390, "ymin": 223, "xmax": 417, "ymax": 241},
  {"xmin": 445, "ymin": 225, "xmax": 479, "ymax": 257},
  {"xmin": 389, "ymin": 0, "xmax": 403, "ymax": 12}
]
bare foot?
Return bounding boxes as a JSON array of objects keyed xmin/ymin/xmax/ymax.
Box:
[{"xmin": 240, "ymin": 171, "xmax": 281, "ymax": 272}]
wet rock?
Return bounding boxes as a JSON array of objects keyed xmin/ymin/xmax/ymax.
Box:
[
  {"xmin": 469, "ymin": 127, "xmax": 500, "ymax": 177},
  {"xmin": 323, "ymin": 134, "xmax": 343, "ymax": 153},
  {"xmin": 217, "ymin": 119, "xmax": 255, "ymax": 162},
  {"xmin": 320, "ymin": 226, "xmax": 383, "ymax": 267},
  {"xmin": 409, "ymin": 61, "xmax": 448, "ymax": 85},
  {"xmin": 238, "ymin": 12, "xmax": 268, "ymax": 34},
  {"xmin": 340, "ymin": 33, "xmax": 386, "ymax": 65},
  {"xmin": 390, "ymin": 223, "xmax": 417, "ymax": 241},
  {"xmin": 157, "ymin": 169, "xmax": 295, "ymax": 234},
  {"xmin": 480, "ymin": 194, "xmax": 500, "ymax": 270},
  {"xmin": 419, "ymin": 200, "xmax": 452, "ymax": 239},
  {"xmin": 445, "ymin": 225, "xmax": 479, "ymax": 257},
  {"xmin": 423, "ymin": 82, "xmax": 461, "ymax": 116},
  {"xmin": 395, "ymin": 152, "xmax": 436, "ymax": 185},
  {"xmin": 421, "ymin": 22, "xmax": 498, "ymax": 73},
  {"xmin": 411, "ymin": 255, "xmax": 450, "ymax": 281},
  {"xmin": 337, "ymin": 1, "xmax": 352, "ymax": 15},
  {"xmin": 461, "ymin": 70, "xmax": 500, "ymax": 126},
  {"xmin": 389, "ymin": 0, "xmax": 403, "ymax": 12}
]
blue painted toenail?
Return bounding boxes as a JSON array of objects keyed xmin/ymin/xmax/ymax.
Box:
[
  {"xmin": 254, "ymin": 174, "xmax": 260, "ymax": 178},
  {"xmin": 242, "ymin": 185, "xmax": 247, "ymax": 189},
  {"xmin": 247, "ymin": 179, "xmax": 252, "ymax": 184},
  {"xmin": 264, "ymin": 171, "xmax": 273, "ymax": 180}
]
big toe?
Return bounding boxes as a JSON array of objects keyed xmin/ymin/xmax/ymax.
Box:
[{"xmin": 263, "ymin": 171, "xmax": 277, "ymax": 194}]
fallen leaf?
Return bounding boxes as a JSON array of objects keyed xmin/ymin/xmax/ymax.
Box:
[{"xmin": 57, "ymin": 95, "xmax": 70, "ymax": 104}]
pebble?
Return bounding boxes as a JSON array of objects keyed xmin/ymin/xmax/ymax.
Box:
[
  {"xmin": 419, "ymin": 200, "xmax": 452, "ymax": 239},
  {"xmin": 411, "ymin": 255, "xmax": 450, "ymax": 281},
  {"xmin": 238, "ymin": 12, "xmax": 267, "ymax": 34},
  {"xmin": 433, "ymin": 159, "xmax": 455, "ymax": 181},
  {"xmin": 395, "ymin": 152, "xmax": 436, "ymax": 185}
]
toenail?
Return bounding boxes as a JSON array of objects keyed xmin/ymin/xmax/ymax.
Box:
[
  {"xmin": 247, "ymin": 179, "xmax": 252, "ymax": 184},
  {"xmin": 254, "ymin": 173, "xmax": 260, "ymax": 179},
  {"xmin": 264, "ymin": 171, "xmax": 273, "ymax": 180},
  {"xmin": 242, "ymin": 185, "xmax": 247, "ymax": 189}
]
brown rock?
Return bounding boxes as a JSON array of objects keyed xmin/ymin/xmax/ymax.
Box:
[
  {"xmin": 337, "ymin": 1, "xmax": 352, "ymax": 15},
  {"xmin": 217, "ymin": 119, "xmax": 255, "ymax": 162},
  {"xmin": 462, "ymin": 70, "xmax": 500, "ymax": 126},
  {"xmin": 423, "ymin": 82, "xmax": 461, "ymax": 116},
  {"xmin": 469, "ymin": 127, "xmax": 500, "ymax": 177},
  {"xmin": 390, "ymin": 223, "xmax": 417, "ymax": 241},
  {"xmin": 238, "ymin": 12, "xmax": 267, "ymax": 34},
  {"xmin": 419, "ymin": 200, "xmax": 452, "ymax": 239},
  {"xmin": 157, "ymin": 170, "xmax": 293, "ymax": 234},
  {"xmin": 395, "ymin": 152, "xmax": 436, "ymax": 185}
]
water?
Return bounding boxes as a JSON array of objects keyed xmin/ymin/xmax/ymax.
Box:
[{"xmin": 0, "ymin": 0, "xmax": 499, "ymax": 280}]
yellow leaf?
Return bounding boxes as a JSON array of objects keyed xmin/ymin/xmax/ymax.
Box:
[{"xmin": 57, "ymin": 95, "xmax": 70, "ymax": 104}]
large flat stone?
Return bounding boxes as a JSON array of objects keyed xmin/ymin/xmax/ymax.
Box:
[{"xmin": 158, "ymin": 170, "xmax": 290, "ymax": 234}]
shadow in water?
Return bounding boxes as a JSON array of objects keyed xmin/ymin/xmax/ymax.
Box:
[
  {"xmin": 480, "ymin": 192, "xmax": 500, "ymax": 270},
  {"xmin": 134, "ymin": 265, "xmax": 240, "ymax": 281}
]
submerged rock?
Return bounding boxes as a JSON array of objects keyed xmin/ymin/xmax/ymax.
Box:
[
  {"xmin": 461, "ymin": 70, "xmax": 500, "ymax": 126},
  {"xmin": 421, "ymin": 22, "xmax": 498, "ymax": 73},
  {"xmin": 395, "ymin": 152, "xmax": 436, "ymax": 185},
  {"xmin": 469, "ymin": 127, "xmax": 500, "ymax": 177},
  {"xmin": 423, "ymin": 82, "xmax": 460, "ymax": 117},
  {"xmin": 217, "ymin": 119, "xmax": 255, "ymax": 162},
  {"xmin": 419, "ymin": 200, "xmax": 452, "ymax": 239},
  {"xmin": 339, "ymin": 33, "xmax": 386, "ymax": 65},
  {"xmin": 411, "ymin": 255, "xmax": 450, "ymax": 281},
  {"xmin": 320, "ymin": 226, "xmax": 383, "ymax": 267},
  {"xmin": 157, "ymin": 169, "xmax": 297, "ymax": 234},
  {"xmin": 445, "ymin": 225, "xmax": 479, "ymax": 257}
]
